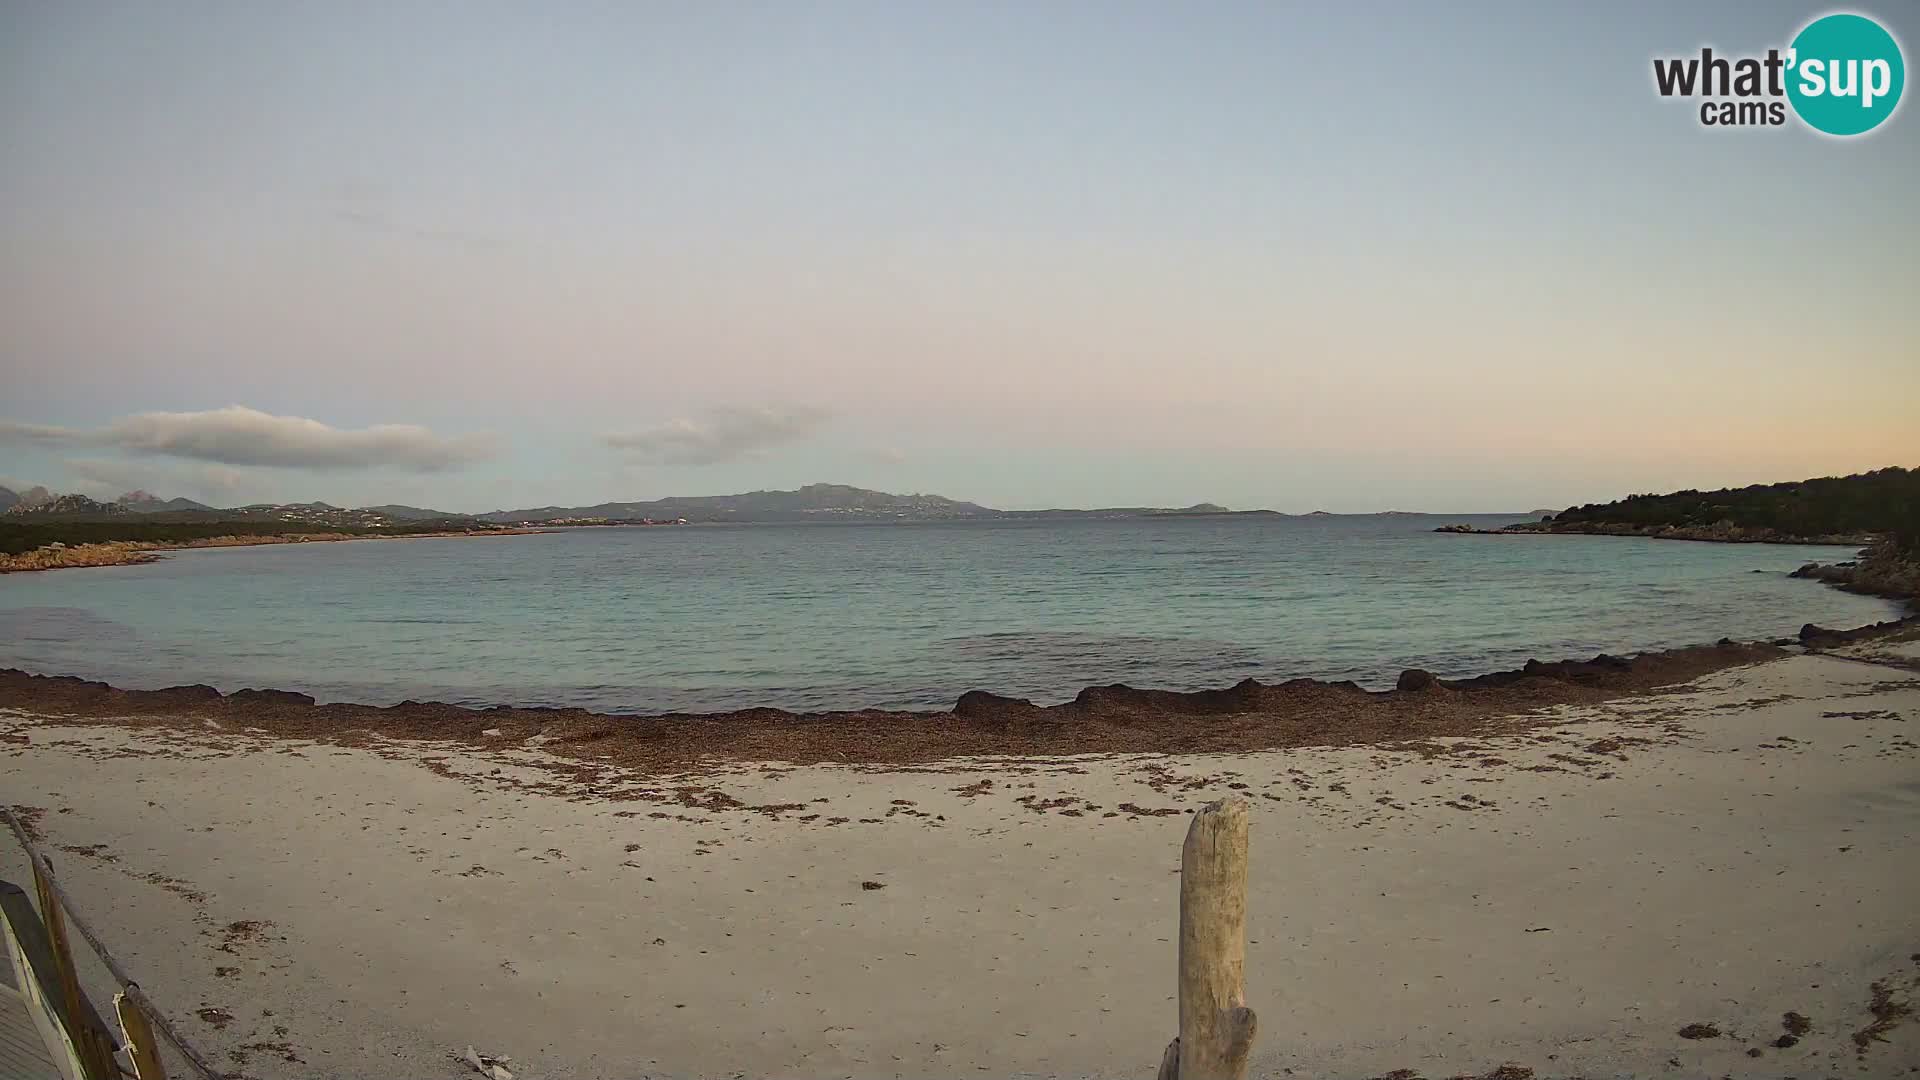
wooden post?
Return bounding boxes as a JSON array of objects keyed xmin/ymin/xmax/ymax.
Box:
[
  {"xmin": 116, "ymin": 990, "xmax": 168, "ymax": 1079},
  {"xmin": 1158, "ymin": 798, "xmax": 1256, "ymax": 1080},
  {"xmin": 31, "ymin": 858, "xmax": 120, "ymax": 1080}
]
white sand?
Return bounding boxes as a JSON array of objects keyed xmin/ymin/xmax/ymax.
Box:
[{"xmin": 2, "ymin": 652, "xmax": 1917, "ymax": 1079}]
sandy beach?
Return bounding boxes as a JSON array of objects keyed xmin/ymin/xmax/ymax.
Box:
[{"xmin": 2, "ymin": 640, "xmax": 1917, "ymax": 1080}]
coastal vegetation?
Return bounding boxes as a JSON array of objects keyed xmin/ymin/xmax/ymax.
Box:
[
  {"xmin": 1430, "ymin": 466, "xmax": 1920, "ymax": 608},
  {"xmin": 0, "ymin": 518, "xmax": 516, "ymax": 557},
  {"xmin": 1543, "ymin": 466, "xmax": 1919, "ymax": 548}
]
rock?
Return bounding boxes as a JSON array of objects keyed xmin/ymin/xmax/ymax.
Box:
[
  {"xmin": 229, "ymin": 687, "xmax": 316, "ymax": 707},
  {"xmin": 954, "ymin": 689, "xmax": 1037, "ymax": 717},
  {"xmin": 1395, "ymin": 669, "xmax": 1440, "ymax": 691},
  {"xmin": 147, "ymin": 684, "xmax": 222, "ymax": 704}
]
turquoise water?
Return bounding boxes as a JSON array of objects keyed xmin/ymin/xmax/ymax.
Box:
[{"xmin": 0, "ymin": 516, "xmax": 1899, "ymax": 713}]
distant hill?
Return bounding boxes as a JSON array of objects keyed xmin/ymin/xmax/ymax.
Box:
[
  {"xmin": 479, "ymin": 484, "xmax": 1273, "ymax": 524},
  {"xmin": 481, "ymin": 483, "xmax": 997, "ymax": 523},
  {"xmin": 116, "ymin": 490, "xmax": 216, "ymax": 513},
  {"xmin": 6, "ymin": 487, "xmax": 478, "ymax": 530},
  {"xmin": 1003, "ymin": 502, "xmax": 1272, "ymax": 519},
  {"xmin": 5, "ymin": 493, "xmax": 127, "ymax": 517},
  {"xmin": 217, "ymin": 502, "xmax": 476, "ymax": 529},
  {"xmin": 8, "ymin": 480, "xmax": 1275, "ymax": 528},
  {"xmin": 0, "ymin": 485, "xmax": 52, "ymax": 513},
  {"xmin": 240, "ymin": 501, "xmax": 341, "ymax": 512},
  {"xmin": 360, "ymin": 504, "xmax": 468, "ymax": 521}
]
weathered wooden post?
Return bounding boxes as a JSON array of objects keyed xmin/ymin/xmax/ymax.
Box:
[
  {"xmin": 1157, "ymin": 797, "xmax": 1256, "ymax": 1080},
  {"xmin": 115, "ymin": 990, "xmax": 168, "ymax": 1079},
  {"xmin": 31, "ymin": 857, "xmax": 122, "ymax": 1079}
]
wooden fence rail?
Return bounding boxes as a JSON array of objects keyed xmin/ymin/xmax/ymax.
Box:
[{"xmin": 3, "ymin": 806, "xmax": 221, "ymax": 1080}]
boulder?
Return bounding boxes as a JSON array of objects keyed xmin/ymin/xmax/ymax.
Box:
[
  {"xmin": 954, "ymin": 690, "xmax": 1037, "ymax": 718},
  {"xmin": 147, "ymin": 684, "xmax": 222, "ymax": 704},
  {"xmin": 1395, "ymin": 669, "xmax": 1440, "ymax": 691},
  {"xmin": 229, "ymin": 687, "xmax": 316, "ymax": 707}
]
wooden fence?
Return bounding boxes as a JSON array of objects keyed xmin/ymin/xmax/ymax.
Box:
[{"xmin": 3, "ymin": 807, "xmax": 222, "ymax": 1080}]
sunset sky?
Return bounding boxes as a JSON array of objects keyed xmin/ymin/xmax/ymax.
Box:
[{"xmin": 2, "ymin": 1, "xmax": 1915, "ymax": 513}]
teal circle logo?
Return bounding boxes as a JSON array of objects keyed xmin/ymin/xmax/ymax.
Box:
[{"xmin": 1786, "ymin": 13, "xmax": 1905, "ymax": 135}]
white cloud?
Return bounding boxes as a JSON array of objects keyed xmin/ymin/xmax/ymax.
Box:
[
  {"xmin": 604, "ymin": 405, "xmax": 829, "ymax": 465},
  {"xmin": 0, "ymin": 406, "xmax": 499, "ymax": 472}
]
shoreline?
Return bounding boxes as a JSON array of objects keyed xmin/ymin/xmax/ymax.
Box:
[
  {"xmin": 3, "ymin": 527, "xmax": 1911, "ymax": 757},
  {"xmin": 1434, "ymin": 522, "xmax": 1877, "ymax": 545},
  {"xmin": 4, "ymin": 613, "xmax": 1916, "ymax": 771},
  {"xmin": 0, "ymin": 526, "xmax": 548, "ymax": 574}
]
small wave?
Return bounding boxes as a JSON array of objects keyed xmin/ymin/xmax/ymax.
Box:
[{"xmin": 0, "ymin": 606, "xmax": 140, "ymax": 642}]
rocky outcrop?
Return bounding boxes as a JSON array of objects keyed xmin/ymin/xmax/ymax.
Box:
[
  {"xmin": 0, "ymin": 542, "xmax": 170, "ymax": 572},
  {"xmin": 1789, "ymin": 542, "xmax": 1920, "ymax": 610},
  {"xmin": 1438, "ymin": 520, "xmax": 1878, "ymax": 545},
  {"xmin": 1798, "ymin": 615, "xmax": 1920, "ymax": 648},
  {"xmin": 1568, "ymin": 521, "xmax": 1877, "ymax": 544}
]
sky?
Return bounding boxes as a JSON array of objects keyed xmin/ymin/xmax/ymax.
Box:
[{"xmin": 1, "ymin": 1, "xmax": 1915, "ymax": 514}]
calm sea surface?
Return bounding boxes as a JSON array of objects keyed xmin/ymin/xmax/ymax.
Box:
[{"xmin": 0, "ymin": 516, "xmax": 1899, "ymax": 713}]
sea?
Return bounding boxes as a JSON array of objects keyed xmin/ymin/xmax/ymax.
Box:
[{"xmin": 0, "ymin": 515, "xmax": 1899, "ymax": 714}]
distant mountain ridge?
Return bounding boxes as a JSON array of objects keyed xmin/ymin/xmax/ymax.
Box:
[
  {"xmin": 480, "ymin": 483, "xmax": 995, "ymax": 523},
  {"xmin": 5, "ymin": 493, "xmax": 128, "ymax": 517},
  {"xmin": 116, "ymin": 490, "xmax": 216, "ymax": 513},
  {"xmin": 477, "ymin": 484, "xmax": 1282, "ymax": 523},
  {"xmin": 0, "ymin": 485, "xmax": 53, "ymax": 513},
  {"xmin": 5, "ymin": 481, "xmax": 1303, "ymax": 526}
]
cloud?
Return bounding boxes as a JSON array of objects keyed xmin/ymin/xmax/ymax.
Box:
[
  {"xmin": 863, "ymin": 446, "xmax": 908, "ymax": 465},
  {"xmin": 605, "ymin": 406, "xmax": 829, "ymax": 465},
  {"xmin": 0, "ymin": 406, "xmax": 499, "ymax": 472}
]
